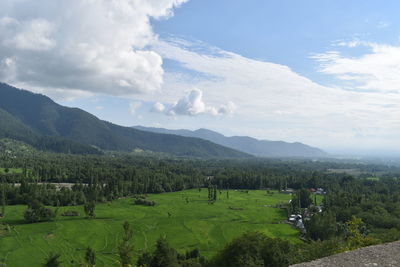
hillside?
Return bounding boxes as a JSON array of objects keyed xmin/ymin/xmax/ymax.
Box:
[
  {"xmin": 0, "ymin": 83, "xmax": 250, "ymax": 158},
  {"xmin": 134, "ymin": 126, "xmax": 327, "ymax": 157}
]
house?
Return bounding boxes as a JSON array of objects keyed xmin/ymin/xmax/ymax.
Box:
[
  {"xmin": 315, "ymin": 188, "xmax": 326, "ymax": 195},
  {"xmin": 288, "ymin": 214, "xmax": 302, "ymax": 223},
  {"xmin": 296, "ymin": 219, "xmax": 306, "ymax": 234},
  {"xmin": 288, "ymin": 214, "xmax": 306, "ymax": 233},
  {"xmin": 281, "ymin": 188, "xmax": 295, "ymax": 194}
]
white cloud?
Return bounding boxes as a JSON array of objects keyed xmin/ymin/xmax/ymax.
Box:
[
  {"xmin": 0, "ymin": 0, "xmax": 187, "ymax": 98},
  {"xmin": 163, "ymin": 89, "xmax": 235, "ymax": 116},
  {"xmin": 129, "ymin": 101, "xmax": 142, "ymax": 115},
  {"xmin": 5, "ymin": 18, "xmax": 56, "ymax": 51},
  {"xmin": 151, "ymin": 102, "xmax": 165, "ymax": 113},
  {"xmin": 312, "ymin": 42, "xmax": 400, "ymax": 93},
  {"xmin": 146, "ymin": 38, "xmax": 400, "ymax": 149}
]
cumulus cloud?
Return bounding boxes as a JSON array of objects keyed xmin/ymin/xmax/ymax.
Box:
[
  {"xmin": 163, "ymin": 89, "xmax": 235, "ymax": 116},
  {"xmin": 218, "ymin": 101, "xmax": 237, "ymax": 115},
  {"xmin": 0, "ymin": 0, "xmax": 187, "ymax": 99},
  {"xmin": 312, "ymin": 41, "xmax": 400, "ymax": 93},
  {"xmin": 151, "ymin": 102, "xmax": 165, "ymax": 113}
]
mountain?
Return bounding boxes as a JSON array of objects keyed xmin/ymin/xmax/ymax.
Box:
[
  {"xmin": 134, "ymin": 126, "xmax": 327, "ymax": 158},
  {"xmin": 0, "ymin": 83, "xmax": 250, "ymax": 158}
]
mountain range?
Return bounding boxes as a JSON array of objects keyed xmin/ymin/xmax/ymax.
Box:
[
  {"xmin": 0, "ymin": 83, "xmax": 250, "ymax": 158},
  {"xmin": 0, "ymin": 82, "xmax": 325, "ymax": 158},
  {"xmin": 134, "ymin": 126, "xmax": 327, "ymax": 158}
]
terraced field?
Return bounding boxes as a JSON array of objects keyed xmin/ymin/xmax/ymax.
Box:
[{"xmin": 0, "ymin": 189, "xmax": 300, "ymax": 266}]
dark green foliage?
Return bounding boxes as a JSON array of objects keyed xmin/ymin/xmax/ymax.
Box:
[
  {"xmin": 291, "ymin": 189, "xmax": 313, "ymax": 209},
  {"xmin": 83, "ymin": 201, "xmax": 96, "ymax": 219},
  {"xmin": 0, "ymin": 107, "xmax": 101, "ymax": 155},
  {"xmin": 305, "ymin": 211, "xmax": 338, "ymax": 241},
  {"xmin": 118, "ymin": 221, "xmax": 134, "ymax": 267},
  {"xmin": 150, "ymin": 236, "xmax": 179, "ymax": 267},
  {"xmin": 1, "ymin": 177, "xmax": 5, "ymax": 217},
  {"xmin": 134, "ymin": 198, "xmax": 156, "ymax": 206},
  {"xmin": 0, "ymin": 83, "xmax": 251, "ymax": 158},
  {"xmin": 84, "ymin": 247, "xmax": 96, "ymax": 267},
  {"xmin": 213, "ymin": 185, "xmax": 217, "ymax": 202},
  {"xmin": 137, "ymin": 251, "xmax": 153, "ymax": 267},
  {"xmin": 43, "ymin": 252, "xmax": 61, "ymax": 267},
  {"xmin": 210, "ymin": 232, "xmax": 291, "ymax": 267},
  {"xmin": 292, "ymin": 238, "xmax": 346, "ymax": 264},
  {"xmin": 207, "ymin": 184, "xmax": 212, "ymax": 202},
  {"xmin": 24, "ymin": 199, "xmax": 55, "ymax": 223}
]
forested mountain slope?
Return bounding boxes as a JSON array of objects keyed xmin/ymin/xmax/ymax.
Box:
[{"xmin": 0, "ymin": 83, "xmax": 250, "ymax": 158}]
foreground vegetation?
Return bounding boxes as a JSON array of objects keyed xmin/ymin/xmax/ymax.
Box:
[{"xmin": 1, "ymin": 147, "xmax": 400, "ymax": 266}]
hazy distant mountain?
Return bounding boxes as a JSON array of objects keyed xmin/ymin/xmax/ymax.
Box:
[
  {"xmin": 134, "ymin": 126, "xmax": 327, "ymax": 158},
  {"xmin": 0, "ymin": 83, "xmax": 250, "ymax": 158}
]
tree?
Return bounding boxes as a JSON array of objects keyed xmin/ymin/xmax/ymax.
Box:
[
  {"xmin": 150, "ymin": 236, "xmax": 179, "ymax": 267},
  {"xmin": 118, "ymin": 221, "xmax": 133, "ymax": 267},
  {"xmin": 84, "ymin": 201, "xmax": 96, "ymax": 219},
  {"xmin": 207, "ymin": 184, "xmax": 212, "ymax": 203},
  {"xmin": 137, "ymin": 252, "xmax": 152, "ymax": 267},
  {"xmin": 1, "ymin": 177, "xmax": 5, "ymax": 217},
  {"xmin": 24, "ymin": 199, "xmax": 55, "ymax": 223},
  {"xmin": 305, "ymin": 211, "xmax": 338, "ymax": 241},
  {"xmin": 84, "ymin": 247, "xmax": 96, "ymax": 267},
  {"xmin": 345, "ymin": 216, "xmax": 378, "ymax": 249},
  {"xmin": 213, "ymin": 185, "xmax": 217, "ymax": 202},
  {"xmin": 292, "ymin": 189, "xmax": 313, "ymax": 209},
  {"xmin": 210, "ymin": 232, "xmax": 291, "ymax": 267},
  {"xmin": 43, "ymin": 252, "xmax": 61, "ymax": 267}
]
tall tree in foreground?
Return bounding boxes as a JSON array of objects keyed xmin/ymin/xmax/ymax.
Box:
[
  {"xmin": 43, "ymin": 252, "xmax": 61, "ymax": 267},
  {"xmin": 118, "ymin": 221, "xmax": 133, "ymax": 267},
  {"xmin": 150, "ymin": 236, "xmax": 179, "ymax": 267},
  {"xmin": 84, "ymin": 247, "xmax": 96, "ymax": 267}
]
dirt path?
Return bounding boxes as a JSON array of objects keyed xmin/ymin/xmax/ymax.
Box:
[{"xmin": 291, "ymin": 241, "xmax": 400, "ymax": 267}]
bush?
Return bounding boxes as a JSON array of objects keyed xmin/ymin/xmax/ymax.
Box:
[
  {"xmin": 61, "ymin": 210, "xmax": 80, "ymax": 216},
  {"xmin": 23, "ymin": 200, "xmax": 55, "ymax": 223},
  {"xmin": 134, "ymin": 198, "xmax": 156, "ymax": 206}
]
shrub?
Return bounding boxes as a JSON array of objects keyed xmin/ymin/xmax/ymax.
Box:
[
  {"xmin": 61, "ymin": 210, "xmax": 80, "ymax": 216},
  {"xmin": 23, "ymin": 200, "xmax": 55, "ymax": 223},
  {"xmin": 134, "ymin": 198, "xmax": 156, "ymax": 206}
]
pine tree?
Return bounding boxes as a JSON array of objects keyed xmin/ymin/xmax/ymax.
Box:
[
  {"xmin": 207, "ymin": 184, "xmax": 212, "ymax": 203},
  {"xmin": 84, "ymin": 201, "xmax": 96, "ymax": 219},
  {"xmin": 43, "ymin": 252, "xmax": 61, "ymax": 267},
  {"xmin": 118, "ymin": 221, "xmax": 133, "ymax": 267},
  {"xmin": 85, "ymin": 247, "xmax": 96, "ymax": 267},
  {"xmin": 213, "ymin": 185, "xmax": 217, "ymax": 202},
  {"xmin": 150, "ymin": 236, "xmax": 179, "ymax": 267}
]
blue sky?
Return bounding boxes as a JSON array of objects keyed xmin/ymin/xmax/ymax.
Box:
[{"xmin": 2, "ymin": 0, "xmax": 400, "ymax": 154}]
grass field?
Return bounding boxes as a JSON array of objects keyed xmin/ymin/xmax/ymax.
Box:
[
  {"xmin": 0, "ymin": 189, "xmax": 300, "ymax": 266},
  {"xmin": 0, "ymin": 168, "xmax": 23, "ymax": 174}
]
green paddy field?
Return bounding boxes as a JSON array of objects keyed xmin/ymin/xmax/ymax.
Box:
[{"xmin": 0, "ymin": 189, "xmax": 300, "ymax": 266}]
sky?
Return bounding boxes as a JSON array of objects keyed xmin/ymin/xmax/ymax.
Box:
[{"xmin": 1, "ymin": 0, "xmax": 400, "ymax": 155}]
